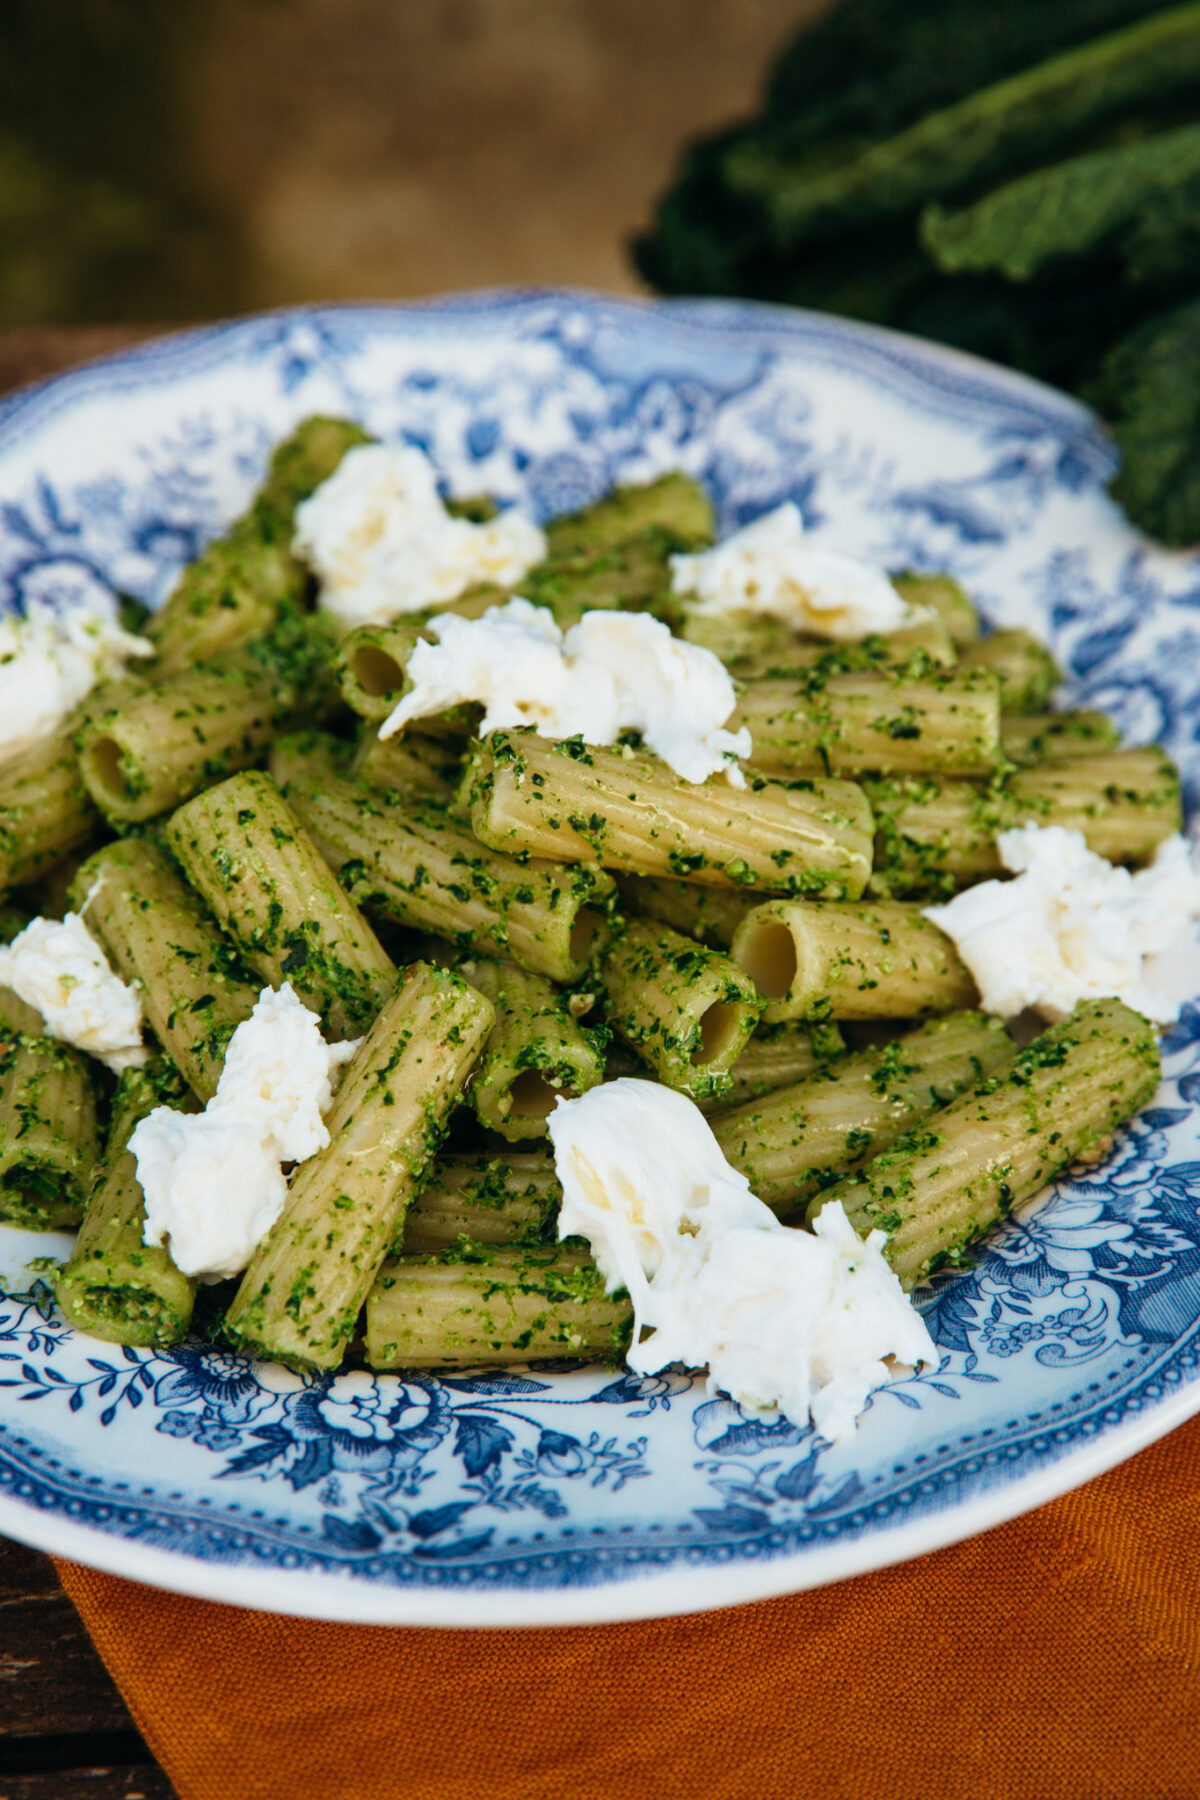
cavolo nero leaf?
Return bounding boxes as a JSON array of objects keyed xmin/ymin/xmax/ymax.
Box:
[
  {"xmin": 1088, "ymin": 296, "xmax": 1200, "ymax": 548},
  {"xmin": 922, "ymin": 121, "xmax": 1200, "ymax": 282}
]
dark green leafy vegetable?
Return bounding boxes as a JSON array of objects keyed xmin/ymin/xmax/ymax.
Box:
[{"xmin": 1087, "ymin": 296, "xmax": 1200, "ymax": 547}]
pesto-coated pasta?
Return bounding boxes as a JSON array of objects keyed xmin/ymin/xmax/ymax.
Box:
[
  {"xmin": 148, "ymin": 415, "xmax": 371, "ymax": 676},
  {"xmin": 365, "ymin": 1245, "xmax": 632, "ymax": 1370},
  {"xmin": 167, "ymin": 771, "xmax": 395, "ymax": 1039},
  {"xmin": 701, "ymin": 1019, "xmax": 846, "ymax": 1111},
  {"xmin": 468, "ymin": 731, "xmax": 875, "ymax": 900},
  {"xmin": 732, "ymin": 667, "xmax": 1003, "ymax": 778},
  {"xmin": 280, "ymin": 761, "xmax": 618, "ymax": 982},
  {"xmin": 0, "ymin": 724, "xmax": 100, "ymax": 896},
  {"xmin": 463, "ymin": 958, "xmax": 606, "ymax": 1140},
  {"xmin": 402, "ymin": 1151, "xmax": 561, "ymax": 1253},
  {"xmin": 1000, "ymin": 709, "xmax": 1122, "ymax": 764},
  {"xmin": 353, "ymin": 728, "xmax": 463, "ymax": 808},
  {"xmin": 0, "ymin": 1024, "xmax": 100, "ymax": 1230},
  {"xmin": 959, "ymin": 627, "xmax": 1061, "ymax": 711},
  {"xmin": 542, "ymin": 470, "xmax": 714, "ymax": 558},
  {"xmin": 716, "ymin": 613, "xmax": 958, "ymax": 682},
  {"xmin": 75, "ymin": 838, "xmax": 260, "ymax": 1102},
  {"xmin": 731, "ymin": 897, "xmax": 977, "ymax": 1023},
  {"xmin": 616, "ymin": 874, "xmax": 760, "ymax": 949},
  {"xmin": 711, "ymin": 1011, "xmax": 1014, "ymax": 1212},
  {"xmin": 599, "ymin": 917, "xmax": 764, "ymax": 1103},
  {"xmin": 56, "ymin": 1061, "xmax": 197, "ymax": 1347},
  {"xmin": 810, "ymin": 999, "xmax": 1161, "ymax": 1287},
  {"xmin": 77, "ymin": 621, "xmax": 339, "ymax": 825},
  {"xmin": 224, "ymin": 962, "xmax": 495, "ymax": 1370},
  {"xmin": 891, "ymin": 571, "xmax": 981, "ymax": 646}
]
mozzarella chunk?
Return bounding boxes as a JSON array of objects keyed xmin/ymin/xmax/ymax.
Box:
[
  {"xmin": 0, "ymin": 585, "xmax": 153, "ymax": 768},
  {"xmin": 669, "ymin": 502, "xmax": 916, "ymax": 641},
  {"xmin": 549, "ymin": 1079, "xmax": 936, "ymax": 1440},
  {"xmin": 925, "ymin": 825, "xmax": 1200, "ymax": 1024},
  {"xmin": 133, "ymin": 983, "xmax": 359, "ymax": 1282},
  {"xmin": 292, "ymin": 442, "xmax": 546, "ymax": 628},
  {"xmin": 0, "ymin": 911, "xmax": 146, "ymax": 1071},
  {"xmin": 380, "ymin": 598, "xmax": 750, "ymax": 785}
]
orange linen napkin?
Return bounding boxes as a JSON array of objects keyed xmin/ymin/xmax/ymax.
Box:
[{"xmin": 56, "ymin": 1411, "xmax": 1200, "ymax": 1800}]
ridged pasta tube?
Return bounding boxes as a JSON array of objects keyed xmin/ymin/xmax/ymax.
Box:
[
  {"xmin": 0, "ymin": 1026, "xmax": 99, "ymax": 1230},
  {"xmin": 463, "ymin": 958, "xmax": 606, "ymax": 1141},
  {"xmin": 542, "ymin": 471, "xmax": 714, "ymax": 557},
  {"xmin": 731, "ymin": 897, "xmax": 977, "ymax": 1023},
  {"xmin": 712, "ymin": 1011, "xmax": 1014, "ymax": 1212},
  {"xmin": 224, "ymin": 962, "xmax": 495, "ymax": 1371},
  {"xmin": 891, "ymin": 572, "xmax": 980, "ymax": 646},
  {"xmin": 56, "ymin": 1062, "xmax": 198, "ymax": 1347},
  {"xmin": 719, "ymin": 613, "xmax": 958, "ymax": 682},
  {"xmin": 353, "ymin": 729, "xmax": 463, "ymax": 808},
  {"xmin": 76, "ymin": 838, "xmax": 260, "ymax": 1102},
  {"xmin": 616, "ymin": 874, "xmax": 761, "ymax": 949},
  {"xmin": 867, "ymin": 749, "xmax": 1181, "ymax": 898},
  {"xmin": 1000, "ymin": 710, "xmax": 1121, "ymax": 765},
  {"xmin": 0, "ymin": 725, "xmax": 99, "ymax": 895},
  {"xmin": 402, "ymin": 1151, "xmax": 561, "ymax": 1252},
  {"xmin": 598, "ymin": 918, "xmax": 765, "ymax": 1103},
  {"xmin": 809, "ymin": 998, "xmax": 1161, "ymax": 1288},
  {"xmin": 468, "ymin": 731, "xmax": 875, "ymax": 900},
  {"xmin": 280, "ymin": 763, "xmax": 618, "ymax": 982},
  {"xmin": 959, "ymin": 628, "xmax": 1061, "ymax": 711},
  {"xmin": 149, "ymin": 415, "xmax": 371, "ymax": 676},
  {"xmin": 732, "ymin": 667, "xmax": 1003, "ymax": 778},
  {"xmin": 704, "ymin": 1020, "xmax": 846, "ymax": 1111},
  {"xmin": 365, "ymin": 1245, "xmax": 632, "ymax": 1370},
  {"xmin": 167, "ymin": 771, "xmax": 395, "ymax": 1039},
  {"xmin": 77, "ymin": 624, "xmax": 338, "ymax": 825}
]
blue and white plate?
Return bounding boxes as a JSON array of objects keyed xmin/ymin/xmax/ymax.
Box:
[{"xmin": 2, "ymin": 291, "xmax": 1199, "ymax": 1627}]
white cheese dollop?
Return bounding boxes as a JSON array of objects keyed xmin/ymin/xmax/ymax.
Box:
[
  {"xmin": 924, "ymin": 825, "xmax": 1200, "ymax": 1025},
  {"xmin": 0, "ymin": 587, "xmax": 153, "ymax": 768},
  {"xmin": 0, "ymin": 911, "xmax": 146, "ymax": 1072},
  {"xmin": 669, "ymin": 502, "xmax": 917, "ymax": 642},
  {"xmin": 292, "ymin": 442, "xmax": 546, "ymax": 630},
  {"xmin": 380, "ymin": 598, "xmax": 751, "ymax": 785},
  {"xmin": 132, "ymin": 983, "xmax": 360, "ymax": 1282},
  {"xmin": 548, "ymin": 1079, "xmax": 936, "ymax": 1441}
]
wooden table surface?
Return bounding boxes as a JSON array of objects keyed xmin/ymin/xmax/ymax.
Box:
[{"xmin": 0, "ymin": 325, "xmax": 179, "ymax": 1800}]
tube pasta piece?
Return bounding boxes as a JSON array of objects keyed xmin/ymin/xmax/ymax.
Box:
[
  {"xmin": 77, "ymin": 624, "xmax": 339, "ymax": 825},
  {"xmin": 1000, "ymin": 709, "xmax": 1121, "ymax": 764},
  {"xmin": 867, "ymin": 750, "xmax": 1180, "ymax": 899},
  {"xmin": 598, "ymin": 917, "xmax": 765, "ymax": 1103},
  {"xmin": 280, "ymin": 763, "xmax": 617, "ymax": 983},
  {"xmin": 268, "ymin": 728, "xmax": 354, "ymax": 793},
  {"xmin": 866, "ymin": 775, "xmax": 1010, "ymax": 899},
  {"xmin": 522, "ymin": 526, "xmax": 692, "ymax": 629},
  {"xmin": 463, "ymin": 958, "xmax": 606, "ymax": 1141},
  {"xmin": 0, "ymin": 1026, "xmax": 99, "ymax": 1230},
  {"xmin": 1007, "ymin": 749, "xmax": 1181, "ymax": 866},
  {"xmin": 722, "ymin": 614, "xmax": 958, "ymax": 682},
  {"xmin": 732, "ymin": 667, "xmax": 1003, "ymax": 779},
  {"xmin": 223, "ymin": 962, "xmax": 495, "ymax": 1371},
  {"xmin": 167, "ymin": 771, "xmax": 395, "ymax": 1040},
  {"xmin": 711, "ymin": 1011, "xmax": 1014, "ymax": 1213},
  {"xmin": 543, "ymin": 471, "xmax": 714, "ymax": 558},
  {"xmin": 149, "ymin": 415, "xmax": 371, "ymax": 676},
  {"xmin": 467, "ymin": 731, "xmax": 875, "ymax": 901},
  {"xmin": 336, "ymin": 620, "xmax": 425, "ymax": 723},
  {"xmin": 731, "ymin": 897, "xmax": 977, "ymax": 1023},
  {"xmin": 704, "ymin": 1019, "xmax": 846, "ymax": 1112},
  {"xmin": 891, "ymin": 572, "xmax": 981, "ymax": 646},
  {"xmin": 75, "ymin": 839, "xmax": 260, "ymax": 1102},
  {"xmin": 959, "ymin": 628, "xmax": 1061, "ymax": 711},
  {"xmin": 365, "ymin": 1244, "xmax": 632, "ymax": 1370},
  {"xmin": 809, "ymin": 998, "xmax": 1161, "ymax": 1288},
  {"xmin": 403, "ymin": 1150, "xmax": 561, "ymax": 1252},
  {"xmin": 0, "ymin": 724, "xmax": 100, "ymax": 896},
  {"xmin": 616, "ymin": 874, "xmax": 760, "ymax": 949},
  {"xmin": 352, "ymin": 729, "xmax": 462, "ymax": 808},
  {"xmin": 56, "ymin": 1061, "xmax": 198, "ymax": 1347}
]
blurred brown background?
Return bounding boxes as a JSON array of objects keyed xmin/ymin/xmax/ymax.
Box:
[{"xmin": 1, "ymin": 0, "xmax": 826, "ymax": 328}]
